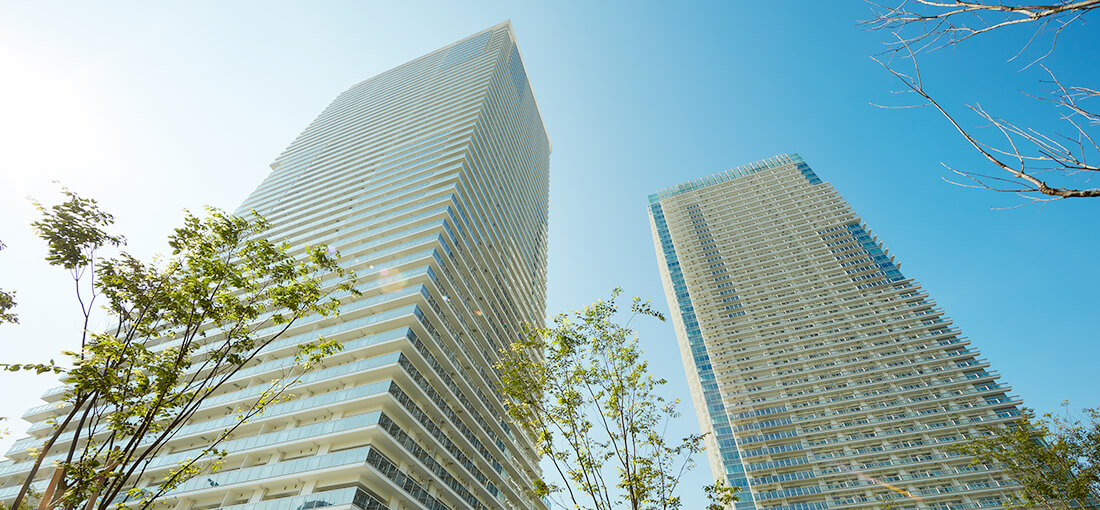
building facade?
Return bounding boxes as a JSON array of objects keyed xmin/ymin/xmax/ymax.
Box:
[
  {"xmin": 648, "ymin": 154, "xmax": 1022, "ymax": 510},
  {"xmin": 1, "ymin": 22, "xmax": 550, "ymax": 510}
]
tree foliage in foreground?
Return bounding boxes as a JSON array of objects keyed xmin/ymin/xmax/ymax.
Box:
[
  {"xmin": 2, "ymin": 189, "xmax": 356, "ymax": 510},
  {"xmin": 953, "ymin": 404, "xmax": 1100, "ymax": 509},
  {"xmin": 0, "ymin": 240, "xmax": 17, "ymax": 325},
  {"xmin": 497, "ymin": 289, "xmax": 737, "ymax": 510},
  {"xmin": 704, "ymin": 478, "xmax": 739, "ymax": 510}
]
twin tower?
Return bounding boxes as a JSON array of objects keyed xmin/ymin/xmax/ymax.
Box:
[{"xmin": 0, "ymin": 22, "xmax": 1022, "ymax": 510}]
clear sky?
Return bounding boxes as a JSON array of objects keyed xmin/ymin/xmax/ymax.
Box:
[{"xmin": 1, "ymin": 2, "xmax": 1097, "ymax": 507}]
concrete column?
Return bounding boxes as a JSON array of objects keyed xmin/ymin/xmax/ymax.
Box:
[
  {"xmin": 300, "ymin": 479, "xmax": 317, "ymax": 495},
  {"xmin": 247, "ymin": 488, "xmax": 266, "ymax": 504}
]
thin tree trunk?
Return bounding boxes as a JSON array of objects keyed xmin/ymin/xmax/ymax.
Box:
[
  {"xmin": 36, "ymin": 468, "xmax": 65, "ymax": 510},
  {"xmin": 12, "ymin": 395, "xmax": 87, "ymax": 509}
]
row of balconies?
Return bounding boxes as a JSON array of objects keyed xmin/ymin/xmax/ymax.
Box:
[
  {"xmin": 701, "ymin": 282, "xmax": 935, "ymax": 345},
  {"xmin": 703, "ymin": 307, "xmax": 949, "ymax": 369},
  {"xmin": 671, "ymin": 192, "xmax": 845, "ymax": 247},
  {"xmin": 822, "ymin": 477, "xmax": 1017, "ymax": 509},
  {"xmin": 694, "ymin": 280, "xmax": 929, "ymax": 346},
  {"xmin": 727, "ymin": 371, "xmax": 1009, "ymax": 429},
  {"xmin": 717, "ymin": 336, "xmax": 975, "ymax": 388},
  {"xmin": 771, "ymin": 368, "xmax": 1005, "ymax": 411},
  {"xmin": 737, "ymin": 393, "xmax": 1019, "ymax": 446},
  {"xmin": 717, "ymin": 348, "xmax": 993, "ymax": 402},
  {"xmin": 737, "ymin": 408, "xmax": 1015, "ymax": 470},
  {"xmin": 708, "ymin": 319, "xmax": 951, "ymax": 373}
]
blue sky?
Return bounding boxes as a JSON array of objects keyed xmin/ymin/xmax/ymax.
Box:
[{"xmin": 1, "ymin": 1, "xmax": 1097, "ymax": 507}]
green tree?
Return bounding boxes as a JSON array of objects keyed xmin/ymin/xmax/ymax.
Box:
[
  {"xmin": 874, "ymin": 493, "xmax": 898, "ymax": 510},
  {"xmin": 497, "ymin": 289, "xmax": 734, "ymax": 510},
  {"xmin": 0, "ymin": 239, "xmax": 17, "ymax": 325},
  {"xmin": 2, "ymin": 189, "xmax": 357, "ymax": 510},
  {"xmin": 953, "ymin": 404, "xmax": 1100, "ymax": 508},
  {"xmin": 704, "ymin": 478, "xmax": 739, "ymax": 510}
]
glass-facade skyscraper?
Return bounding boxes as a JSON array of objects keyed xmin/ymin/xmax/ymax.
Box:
[
  {"xmin": 0, "ymin": 22, "xmax": 549, "ymax": 510},
  {"xmin": 649, "ymin": 154, "xmax": 1022, "ymax": 510}
]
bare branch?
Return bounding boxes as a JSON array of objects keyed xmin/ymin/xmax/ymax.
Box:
[
  {"xmin": 863, "ymin": 0, "xmax": 1100, "ymax": 57},
  {"xmin": 869, "ymin": 51, "xmax": 1100, "ymax": 199}
]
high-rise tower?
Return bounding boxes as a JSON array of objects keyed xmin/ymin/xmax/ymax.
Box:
[
  {"xmin": 0, "ymin": 22, "xmax": 550, "ymax": 510},
  {"xmin": 648, "ymin": 154, "xmax": 1022, "ymax": 510}
]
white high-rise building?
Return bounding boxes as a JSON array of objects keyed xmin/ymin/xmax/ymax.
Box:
[
  {"xmin": 649, "ymin": 154, "xmax": 1023, "ymax": 510},
  {"xmin": 1, "ymin": 21, "xmax": 550, "ymax": 510}
]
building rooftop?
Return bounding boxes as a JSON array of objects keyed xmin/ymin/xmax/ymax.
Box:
[{"xmin": 648, "ymin": 152, "xmax": 803, "ymax": 203}]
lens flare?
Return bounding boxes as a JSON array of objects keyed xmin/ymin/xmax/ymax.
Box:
[
  {"xmin": 832, "ymin": 464, "xmax": 923, "ymax": 502},
  {"xmin": 380, "ymin": 276, "xmax": 408, "ymax": 293}
]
